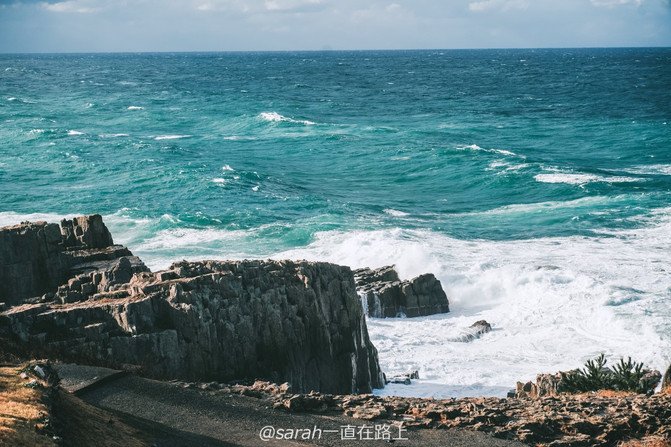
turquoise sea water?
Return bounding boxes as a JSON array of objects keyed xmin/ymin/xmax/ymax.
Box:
[{"xmin": 1, "ymin": 49, "xmax": 670, "ymax": 396}]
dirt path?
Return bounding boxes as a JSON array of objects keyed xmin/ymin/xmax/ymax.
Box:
[{"xmin": 75, "ymin": 374, "xmax": 525, "ymax": 447}]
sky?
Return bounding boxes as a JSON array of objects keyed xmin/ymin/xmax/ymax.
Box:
[{"xmin": 0, "ymin": 0, "xmax": 669, "ymax": 52}]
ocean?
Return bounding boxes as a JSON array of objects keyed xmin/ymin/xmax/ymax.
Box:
[{"xmin": 1, "ymin": 48, "xmax": 670, "ymax": 397}]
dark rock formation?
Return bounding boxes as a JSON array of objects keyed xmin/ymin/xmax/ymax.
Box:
[
  {"xmin": 4, "ymin": 259, "xmax": 384, "ymax": 394},
  {"xmin": 447, "ymin": 320, "xmax": 493, "ymax": 342},
  {"xmin": 353, "ymin": 266, "xmax": 449, "ymax": 318},
  {"xmin": 663, "ymin": 364, "xmax": 671, "ymax": 393},
  {"xmin": 0, "ymin": 215, "xmax": 146, "ymax": 306}
]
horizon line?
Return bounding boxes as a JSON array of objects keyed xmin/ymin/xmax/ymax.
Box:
[{"xmin": 1, "ymin": 45, "xmax": 670, "ymax": 56}]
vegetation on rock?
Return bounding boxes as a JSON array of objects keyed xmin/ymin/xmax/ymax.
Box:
[{"xmin": 559, "ymin": 354, "xmax": 661, "ymax": 394}]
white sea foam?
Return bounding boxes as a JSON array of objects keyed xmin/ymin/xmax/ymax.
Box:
[
  {"xmin": 273, "ymin": 219, "xmax": 671, "ymax": 398},
  {"xmin": 99, "ymin": 133, "xmax": 130, "ymax": 138},
  {"xmin": 455, "ymin": 144, "xmax": 519, "ymax": 157},
  {"xmin": 67, "ymin": 130, "xmax": 85, "ymax": 136},
  {"xmin": 222, "ymin": 164, "xmax": 234, "ymax": 171},
  {"xmin": 622, "ymin": 164, "xmax": 671, "ymax": 176},
  {"xmin": 127, "ymin": 106, "xmax": 144, "ymax": 111},
  {"xmin": 383, "ymin": 209, "xmax": 409, "ymax": 217},
  {"xmin": 223, "ymin": 136, "xmax": 257, "ymax": 141},
  {"xmin": 212, "ymin": 178, "xmax": 226, "ymax": 184},
  {"xmin": 7, "ymin": 97, "xmax": 17, "ymax": 101},
  {"xmin": 154, "ymin": 135, "xmax": 191, "ymax": 141},
  {"xmin": 259, "ymin": 111, "xmax": 316, "ymax": 126},
  {"xmin": 487, "ymin": 160, "xmax": 531, "ymax": 173},
  {"xmin": 534, "ymin": 172, "xmax": 640, "ymax": 185}
]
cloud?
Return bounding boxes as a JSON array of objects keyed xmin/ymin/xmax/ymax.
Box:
[
  {"xmin": 590, "ymin": 0, "xmax": 643, "ymax": 6},
  {"xmin": 469, "ymin": 0, "xmax": 529, "ymax": 12},
  {"xmin": 263, "ymin": 0, "xmax": 325, "ymax": 13},
  {"xmin": 39, "ymin": 0, "xmax": 98, "ymax": 13}
]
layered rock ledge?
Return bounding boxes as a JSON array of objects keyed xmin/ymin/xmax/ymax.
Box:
[
  {"xmin": 0, "ymin": 214, "xmax": 385, "ymax": 395},
  {"xmin": 354, "ymin": 265, "xmax": 450, "ymax": 318},
  {"xmin": 0, "ymin": 215, "xmax": 147, "ymax": 307}
]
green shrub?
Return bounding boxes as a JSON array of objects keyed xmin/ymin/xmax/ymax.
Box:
[{"xmin": 558, "ymin": 354, "xmax": 660, "ymax": 394}]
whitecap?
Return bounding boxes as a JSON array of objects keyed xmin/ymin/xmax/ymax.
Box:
[
  {"xmin": 252, "ymin": 185, "xmax": 260, "ymax": 192},
  {"xmin": 223, "ymin": 136, "xmax": 257, "ymax": 141},
  {"xmin": 99, "ymin": 133, "xmax": 130, "ymax": 138},
  {"xmin": 455, "ymin": 144, "xmax": 519, "ymax": 157},
  {"xmin": 222, "ymin": 164, "xmax": 235, "ymax": 171},
  {"xmin": 7, "ymin": 97, "xmax": 17, "ymax": 101},
  {"xmin": 127, "ymin": 106, "xmax": 144, "ymax": 111},
  {"xmin": 487, "ymin": 161, "xmax": 530, "ymax": 172},
  {"xmin": 154, "ymin": 135, "xmax": 191, "ymax": 141},
  {"xmin": 258, "ymin": 111, "xmax": 316, "ymax": 126},
  {"xmin": 534, "ymin": 172, "xmax": 640, "ymax": 185},
  {"xmin": 212, "ymin": 178, "xmax": 226, "ymax": 184},
  {"xmin": 384, "ymin": 209, "xmax": 409, "ymax": 217},
  {"xmin": 622, "ymin": 164, "xmax": 671, "ymax": 176},
  {"xmin": 67, "ymin": 130, "xmax": 85, "ymax": 136}
]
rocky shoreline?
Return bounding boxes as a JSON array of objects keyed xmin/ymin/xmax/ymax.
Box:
[
  {"xmin": 164, "ymin": 378, "xmax": 671, "ymax": 447},
  {"xmin": 1, "ymin": 214, "xmax": 670, "ymax": 446}
]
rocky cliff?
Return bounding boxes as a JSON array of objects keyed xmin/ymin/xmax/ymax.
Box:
[
  {"xmin": 1, "ymin": 216, "xmax": 384, "ymax": 394},
  {"xmin": 0, "ymin": 215, "xmax": 147, "ymax": 307},
  {"xmin": 354, "ymin": 266, "xmax": 450, "ymax": 318}
]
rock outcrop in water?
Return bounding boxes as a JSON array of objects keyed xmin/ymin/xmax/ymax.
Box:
[
  {"xmin": 0, "ymin": 216, "xmax": 384, "ymax": 394},
  {"xmin": 0, "ymin": 215, "xmax": 147, "ymax": 307},
  {"xmin": 353, "ymin": 266, "xmax": 449, "ymax": 318}
]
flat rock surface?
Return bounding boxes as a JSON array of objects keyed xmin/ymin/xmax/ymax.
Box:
[
  {"xmin": 78, "ymin": 374, "xmax": 525, "ymax": 447},
  {"xmin": 54, "ymin": 363, "xmax": 125, "ymax": 393}
]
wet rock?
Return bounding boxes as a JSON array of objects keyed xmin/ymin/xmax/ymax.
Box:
[
  {"xmin": 353, "ymin": 266, "xmax": 449, "ymax": 318},
  {"xmin": 385, "ymin": 370, "xmax": 420, "ymax": 385},
  {"xmin": 449, "ymin": 320, "xmax": 493, "ymax": 342},
  {"xmin": 663, "ymin": 365, "xmax": 671, "ymax": 392}
]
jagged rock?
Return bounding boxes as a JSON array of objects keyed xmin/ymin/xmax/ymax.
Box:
[
  {"xmin": 385, "ymin": 370, "xmax": 420, "ymax": 385},
  {"xmin": 3, "ymin": 259, "xmax": 384, "ymax": 394},
  {"xmin": 353, "ymin": 266, "xmax": 449, "ymax": 318},
  {"xmin": 515, "ymin": 373, "xmax": 565, "ymax": 399},
  {"xmin": 60, "ymin": 215, "xmax": 114, "ymax": 249},
  {"xmin": 0, "ymin": 215, "xmax": 146, "ymax": 306},
  {"xmin": 448, "ymin": 320, "xmax": 493, "ymax": 342},
  {"xmin": 266, "ymin": 385, "xmax": 671, "ymax": 446},
  {"xmin": 56, "ymin": 256, "xmax": 149, "ymax": 304}
]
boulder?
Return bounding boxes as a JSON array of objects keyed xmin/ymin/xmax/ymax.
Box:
[
  {"xmin": 3, "ymin": 259, "xmax": 384, "ymax": 394},
  {"xmin": 0, "ymin": 215, "xmax": 147, "ymax": 306},
  {"xmin": 448, "ymin": 320, "xmax": 493, "ymax": 342},
  {"xmin": 353, "ymin": 266, "xmax": 449, "ymax": 318}
]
